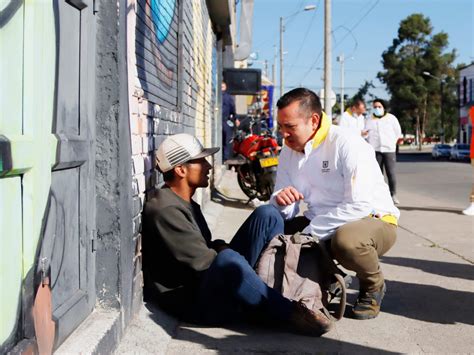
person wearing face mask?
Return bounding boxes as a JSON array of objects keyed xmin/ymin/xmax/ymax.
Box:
[
  {"xmin": 365, "ymin": 99, "xmax": 403, "ymax": 204},
  {"xmin": 338, "ymin": 98, "xmax": 367, "ymax": 136}
]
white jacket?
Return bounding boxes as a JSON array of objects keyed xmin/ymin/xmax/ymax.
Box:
[
  {"xmin": 270, "ymin": 114, "xmax": 399, "ymax": 240},
  {"xmin": 364, "ymin": 113, "xmax": 402, "ymax": 153},
  {"xmin": 338, "ymin": 109, "xmax": 365, "ymax": 134}
]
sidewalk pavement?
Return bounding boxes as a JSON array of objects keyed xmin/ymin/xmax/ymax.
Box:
[{"xmin": 115, "ymin": 169, "xmax": 474, "ymax": 354}]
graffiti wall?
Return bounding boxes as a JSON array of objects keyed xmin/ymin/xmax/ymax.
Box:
[
  {"xmin": 126, "ymin": 0, "xmax": 220, "ymax": 297},
  {"xmin": 126, "ymin": 0, "xmax": 219, "ymax": 298}
]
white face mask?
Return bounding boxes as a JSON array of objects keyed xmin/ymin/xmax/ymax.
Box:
[{"xmin": 373, "ymin": 107, "xmax": 384, "ymax": 116}]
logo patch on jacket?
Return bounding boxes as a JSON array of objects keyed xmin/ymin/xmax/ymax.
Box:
[{"xmin": 322, "ymin": 160, "xmax": 330, "ymax": 173}]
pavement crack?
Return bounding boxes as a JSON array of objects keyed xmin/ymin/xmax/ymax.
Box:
[{"xmin": 398, "ymin": 224, "xmax": 474, "ymax": 265}]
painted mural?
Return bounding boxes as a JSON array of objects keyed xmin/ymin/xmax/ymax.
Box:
[
  {"xmin": 127, "ymin": 0, "xmax": 218, "ymax": 204},
  {"xmin": 136, "ymin": 0, "xmax": 179, "ymax": 107}
]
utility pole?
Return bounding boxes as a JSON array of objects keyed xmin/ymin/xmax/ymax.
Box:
[
  {"xmin": 279, "ymin": 5, "xmax": 316, "ymax": 99},
  {"xmin": 272, "ymin": 45, "xmax": 276, "ymax": 84},
  {"xmin": 337, "ymin": 54, "xmax": 345, "ymax": 114},
  {"xmin": 423, "ymin": 71, "xmax": 446, "ymax": 144},
  {"xmin": 440, "ymin": 80, "xmax": 445, "ymax": 143},
  {"xmin": 324, "ymin": 0, "xmax": 332, "ymax": 117},
  {"xmin": 279, "ymin": 16, "xmax": 284, "ymax": 98}
]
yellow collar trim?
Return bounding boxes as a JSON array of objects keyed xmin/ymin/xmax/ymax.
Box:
[
  {"xmin": 312, "ymin": 112, "xmax": 331, "ymax": 149},
  {"xmin": 346, "ymin": 108, "xmax": 353, "ymax": 116}
]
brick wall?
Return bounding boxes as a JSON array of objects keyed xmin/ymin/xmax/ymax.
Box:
[{"xmin": 126, "ymin": 0, "xmax": 219, "ymax": 310}]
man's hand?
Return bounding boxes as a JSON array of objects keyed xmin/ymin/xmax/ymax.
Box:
[{"xmin": 275, "ymin": 186, "xmax": 304, "ymax": 206}]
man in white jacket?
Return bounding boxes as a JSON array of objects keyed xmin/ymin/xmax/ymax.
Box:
[
  {"xmin": 338, "ymin": 97, "xmax": 367, "ymax": 136},
  {"xmin": 365, "ymin": 99, "xmax": 402, "ymax": 204},
  {"xmin": 271, "ymin": 88, "xmax": 399, "ymax": 320}
]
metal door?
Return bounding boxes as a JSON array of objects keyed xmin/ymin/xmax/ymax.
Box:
[
  {"xmin": 46, "ymin": 0, "xmax": 96, "ymax": 347},
  {"xmin": 0, "ymin": 0, "xmax": 95, "ymax": 349}
]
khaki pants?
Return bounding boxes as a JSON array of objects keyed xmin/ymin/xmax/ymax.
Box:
[
  {"xmin": 331, "ymin": 217, "xmax": 397, "ymax": 292},
  {"xmin": 284, "ymin": 216, "xmax": 397, "ymax": 293}
]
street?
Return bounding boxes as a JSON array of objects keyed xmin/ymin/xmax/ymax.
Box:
[{"xmin": 115, "ymin": 152, "xmax": 474, "ymax": 354}]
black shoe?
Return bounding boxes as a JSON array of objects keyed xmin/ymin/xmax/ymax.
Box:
[
  {"xmin": 289, "ymin": 301, "xmax": 334, "ymax": 337},
  {"xmin": 352, "ymin": 283, "xmax": 386, "ymax": 320}
]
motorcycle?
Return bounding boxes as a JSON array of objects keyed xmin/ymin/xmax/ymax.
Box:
[{"xmin": 226, "ymin": 115, "xmax": 280, "ymax": 201}]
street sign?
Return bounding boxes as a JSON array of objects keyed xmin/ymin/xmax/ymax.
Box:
[{"xmin": 319, "ymin": 88, "xmax": 337, "ymax": 108}]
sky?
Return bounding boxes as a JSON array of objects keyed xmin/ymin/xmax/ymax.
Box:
[{"xmin": 248, "ymin": 0, "xmax": 474, "ymax": 100}]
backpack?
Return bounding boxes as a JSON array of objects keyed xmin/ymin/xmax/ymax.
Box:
[{"xmin": 255, "ymin": 233, "xmax": 347, "ymax": 320}]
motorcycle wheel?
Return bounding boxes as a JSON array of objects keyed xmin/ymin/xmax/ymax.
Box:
[
  {"xmin": 236, "ymin": 165, "xmax": 275, "ymax": 201},
  {"xmin": 237, "ymin": 168, "xmax": 259, "ymax": 200}
]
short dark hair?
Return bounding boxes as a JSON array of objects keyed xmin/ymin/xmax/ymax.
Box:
[
  {"xmin": 277, "ymin": 88, "xmax": 322, "ymax": 117},
  {"xmin": 373, "ymin": 98, "xmax": 387, "ymax": 109},
  {"xmin": 351, "ymin": 97, "xmax": 365, "ymax": 108}
]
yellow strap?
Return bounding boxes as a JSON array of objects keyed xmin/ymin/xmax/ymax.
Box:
[
  {"xmin": 312, "ymin": 112, "xmax": 331, "ymax": 149},
  {"xmin": 381, "ymin": 214, "xmax": 398, "ymax": 226},
  {"xmin": 370, "ymin": 213, "xmax": 398, "ymax": 226}
]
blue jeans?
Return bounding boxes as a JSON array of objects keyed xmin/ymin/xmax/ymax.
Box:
[{"xmin": 193, "ymin": 205, "xmax": 292, "ymax": 324}]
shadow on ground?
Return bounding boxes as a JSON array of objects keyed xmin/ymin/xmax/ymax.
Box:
[
  {"xmin": 145, "ymin": 302, "xmax": 178, "ymax": 338},
  {"xmin": 381, "ymin": 256, "xmax": 474, "ymax": 281},
  {"xmin": 211, "ymin": 188, "xmax": 255, "ymax": 210},
  {"xmin": 170, "ymin": 324, "xmax": 398, "ymax": 354},
  {"xmin": 398, "ymin": 205, "xmax": 464, "ymax": 215},
  {"xmin": 144, "ymin": 292, "xmax": 396, "ymax": 353},
  {"xmin": 383, "ymin": 279, "xmax": 474, "ymax": 325}
]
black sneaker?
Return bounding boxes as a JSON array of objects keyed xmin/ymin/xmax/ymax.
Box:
[
  {"xmin": 289, "ymin": 301, "xmax": 334, "ymax": 336},
  {"xmin": 352, "ymin": 283, "xmax": 386, "ymax": 320}
]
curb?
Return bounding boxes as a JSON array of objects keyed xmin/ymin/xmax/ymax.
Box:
[{"xmin": 56, "ymin": 308, "xmax": 121, "ymax": 354}]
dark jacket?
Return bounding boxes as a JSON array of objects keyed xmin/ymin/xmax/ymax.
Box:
[
  {"xmin": 142, "ymin": 186, "xmax": 216, "ymax": 316},
  {"xmin": 222, "ymin": 91, "xmax": 236, "ymax": 122}
]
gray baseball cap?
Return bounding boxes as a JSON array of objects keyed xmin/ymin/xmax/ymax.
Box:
[{"xmin": 156, "ymin": 133, "xmax": 219, "ymax": 172}]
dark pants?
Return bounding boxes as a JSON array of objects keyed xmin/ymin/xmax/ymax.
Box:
[
  {"xmin": 193, "ymin": 205, "xmax": 291, "ymax": 324},
  {"xmin": 375, "ymin": 151, "xmax": 397, "ymax": 195},
  {"xmin": 222, "ymin": 122, "xmax": 234, "ymax": 162}
]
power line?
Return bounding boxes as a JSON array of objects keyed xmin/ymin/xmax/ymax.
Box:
[
  {"xmin": 297, "ymin": 0, "xmax": 380, "ymax": 84},
  {"xmin": 287, "ymin": 0, "xmax": 321, "ymax": 77}
]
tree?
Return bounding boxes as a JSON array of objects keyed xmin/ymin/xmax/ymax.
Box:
[
  {"xmin": 351, "ymin": 80, "xmax": 375, "ymax": 103},
  {"xmin": 378, "ymin": 14, "xmax": 457, "ymax": 148}
]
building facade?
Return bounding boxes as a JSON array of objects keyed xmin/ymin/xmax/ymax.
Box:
[{"xmin": 0, "ymin": 0, "xmax": 234, "ymax": 352}]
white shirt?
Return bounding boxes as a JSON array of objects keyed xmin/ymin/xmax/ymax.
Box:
[
  {"xmin": 270, "ymin": 114, "xmax": 399, "ymax": 240},
  {"xmin": 364, "ymin": 113, "xmax": 402, "ymax": 153},
  {"xmin": 338, "ymin": 109, "xmax": 366, "ymax": 134}
]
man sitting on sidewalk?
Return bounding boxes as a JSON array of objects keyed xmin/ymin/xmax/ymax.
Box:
[
  {"xmin": 271, "ymin": 88, "xmax": 399, "ymax": 320},
  {"xmin": 142, "ymin": 133, "xmax": 332, "ymax": 336}
]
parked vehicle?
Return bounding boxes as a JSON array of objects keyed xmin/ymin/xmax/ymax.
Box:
[
  {"xmin": 227, "ymin": 115, "xmax": 280, "ymax": 201},
  {"xmin": 450, "ymin": 143, "xmax": 470, "ymax": 161},
  {"xmin": 431, "ymin": 144, "xmax": 451, "ymax": 160}
]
